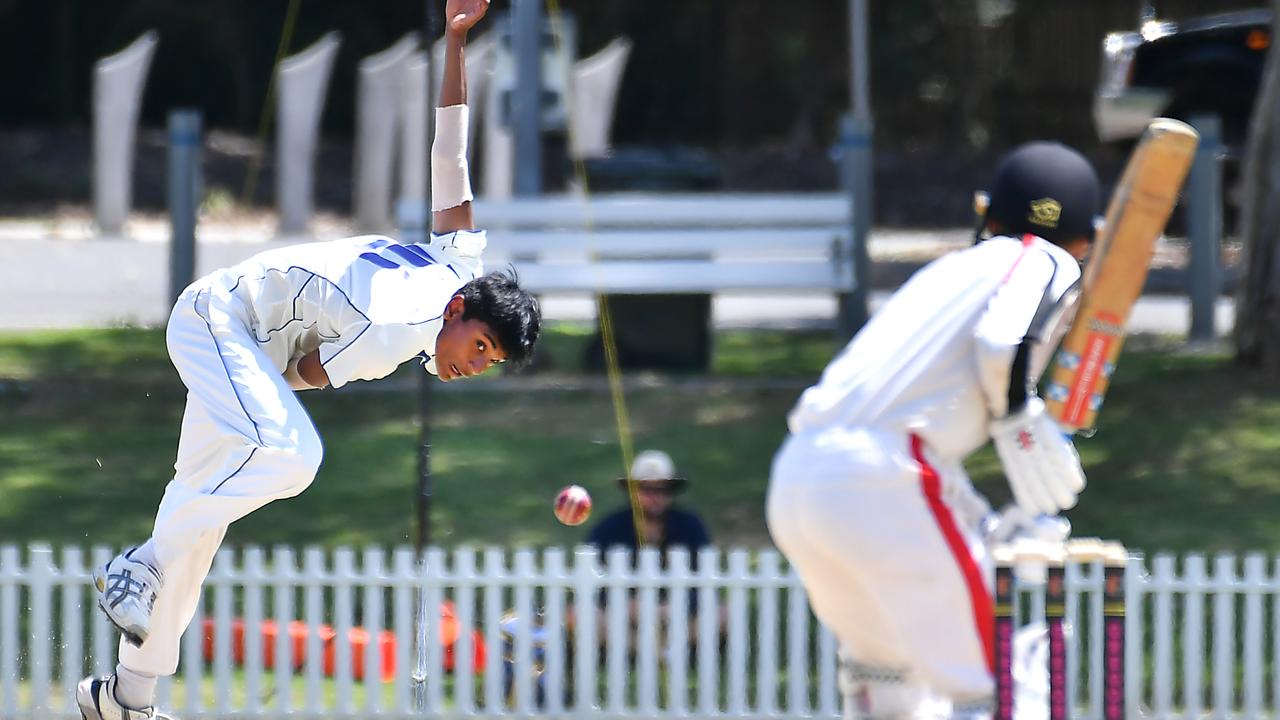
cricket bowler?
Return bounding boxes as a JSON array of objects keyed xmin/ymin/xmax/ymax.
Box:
[
  {"xmin": 767, "ymin": 142, "xmax": 1100, "ymax": 719},
  {"xmin": 76, "ymin": 2, "xmax": 527, "ymax": 717}
]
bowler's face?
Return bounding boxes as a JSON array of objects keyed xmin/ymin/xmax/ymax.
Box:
[{"xmin": 435, "ymin": 298, "xmax": 507, "ymax": 381}]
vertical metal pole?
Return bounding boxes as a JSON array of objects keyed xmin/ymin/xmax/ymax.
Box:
[
  {"xmin": 167, "ymin": 109, "xmax": 202, "ymax": 306},
  {"xmin": 1187, "ymin": 114, "xmax": 1222, "ymax": 344},
  {"xmin": 839, "ymin": 0, "xmax": 872, "ymax": 338},
  {"xmin": 414, "ymin": 11, "xmax": 441, "ymax": 705},
  {"xmin": 513, "ymin": 0, "xmax": 543, "ymax": 196},
  {"xmin": 416, "ymin": 0, "xmax": 443, "ymax": 555},
  {"xmin": 850, "ymin": 0, "xmax": 871, "ymax": 122}
]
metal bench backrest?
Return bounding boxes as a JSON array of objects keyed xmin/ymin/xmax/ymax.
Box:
[{"xmin": 474, "ymin": 193, "xmax": 855, "ymax": 293}]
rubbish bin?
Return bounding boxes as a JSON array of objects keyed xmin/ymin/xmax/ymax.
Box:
[
  {"xmin": 576, "ymin": 146, "xmax": 722, "ymax": 372},
  {"xmin": 584, "ymin": 293, "xmax": 712, "ymax": 372}
]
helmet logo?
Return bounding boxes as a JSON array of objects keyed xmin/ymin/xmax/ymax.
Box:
[{"xmin": 1028, "ymin": 198, "xmax": 1062, "ymax": 228}]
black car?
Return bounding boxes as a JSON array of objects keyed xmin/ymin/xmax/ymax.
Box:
[{"xmin": 1095, "ymin": 2, "xmax": 1270, "ymax": 150}]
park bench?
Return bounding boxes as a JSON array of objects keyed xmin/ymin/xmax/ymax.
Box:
[
  {"xmin": 473, "ymin": 193, "xmax": 855, "ymax": 294},
  {"xmin": 471, "ymin": 193, "xmax": 855, "ymax": 369}
]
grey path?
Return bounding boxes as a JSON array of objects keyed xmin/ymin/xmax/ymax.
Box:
[{"xmin": 0, "ymin": 225, "xmax": 1235, "ymax": 338}]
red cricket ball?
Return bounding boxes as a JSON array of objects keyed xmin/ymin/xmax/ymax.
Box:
[{"xmin": 554, "ymin": 485, "xmax": 592, "ymax": 526}]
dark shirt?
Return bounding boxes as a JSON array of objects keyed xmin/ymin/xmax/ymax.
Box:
[
  {"xmin": 586, "ymin": 507, "xmax": 711, "ymax": 559},
  {"xmin": 585, "ymin": 507, "xmax": 711, "ymax": 613}
]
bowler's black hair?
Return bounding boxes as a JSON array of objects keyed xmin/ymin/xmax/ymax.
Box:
[{"xmin": 457, "ymin": 269, "xmax": 541, "ymax": 367}]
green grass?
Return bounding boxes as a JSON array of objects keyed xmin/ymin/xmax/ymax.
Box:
[
  {"xmin": 0, "ymin": 325, "xmax": 1277, "ymax": 555},
  {"xmin": 19, "ymin": 670, "xmax": 409, "ymax": 716}
]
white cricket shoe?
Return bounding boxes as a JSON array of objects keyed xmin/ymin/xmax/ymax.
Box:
[
  {"xmin": 76, "ymin": 675, "xmax": 175, "ymax": 720},
  {"xmin": 93, "ymin": 547, "xmax": 163, "ymax": 647}
]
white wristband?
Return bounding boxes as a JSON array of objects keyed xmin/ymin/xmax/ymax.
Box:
[{"xmin": 431, "ymin": 104, "xmax": 473, "ymax": 211}]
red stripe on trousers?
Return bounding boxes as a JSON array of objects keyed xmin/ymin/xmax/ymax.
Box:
[{"xmin": 910, "ymin": 433, "xmax": 995, "ymax": 674}]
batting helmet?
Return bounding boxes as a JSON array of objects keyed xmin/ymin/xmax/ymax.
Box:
[{"xmin": 978, "ymin": 141, "xmax": 1102, "ymax": 245}]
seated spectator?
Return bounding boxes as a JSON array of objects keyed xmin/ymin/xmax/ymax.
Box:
[
  {"xmin": 579, "ymin": 449, "xmax": 720, "ymax": 642},
  {"xmin": 534, "ymin": 451, "xmax": 721, "ymax": 695},
  {"xmin": 586, "ymin": 449, "xmax": 711, "ymax": 563}
]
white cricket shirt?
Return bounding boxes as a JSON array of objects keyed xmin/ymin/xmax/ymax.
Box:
[
  {"xmin": 202, "ymin": 231, "xmax": 485, "ymax": 388},
  {"xmin": 788, "ymin": 235, "xmax": 1082, "ymax": 460}
]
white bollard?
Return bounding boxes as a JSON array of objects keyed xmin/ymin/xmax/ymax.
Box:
[
  {"xmin": 276, "ymin": 32, "xmax": 341, "ymax": 236},
  {"xmin": 482, "ymin": 70, "xmax": 514, "ymax": 201},
  {"xmin": 93, "ymin": 31, "xmax": 158, "ymax": 237},
  {"xmin": 400, "ymin": 52, "xmax": 429, "ymax": 209},
  {"xmin": 396, "ymin": 50, "xmax": 429, "ymax": 241},
  {"xmin": 354, "ymin": 33, "xmax": 419, "ymax": 233},
  {"xmin": 569, "ymin": 37, "xmax": 632, "ymax": 160}
]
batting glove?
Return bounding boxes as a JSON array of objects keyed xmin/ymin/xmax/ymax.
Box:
[
  {"xmin": 990, "ymin": 396, "xmax": 1086, "ymax": 516},
  {"xmin": 982, "ymin": 503, "xmax": 1073, "ymax": 546}
]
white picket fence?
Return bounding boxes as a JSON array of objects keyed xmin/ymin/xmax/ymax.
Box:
[{"xmin": 1, "ymin": 545, "xmax": 1280, "ymax": 719}]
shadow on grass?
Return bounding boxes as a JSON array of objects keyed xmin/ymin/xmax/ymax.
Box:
[{"xmin": 4, "ymin": 327, "xmax": 1279, "ymax": 555}]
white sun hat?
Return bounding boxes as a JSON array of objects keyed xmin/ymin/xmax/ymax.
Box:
[{"xmin": 619, "ymin": 449, "xmax": 687, "ymax": 490}]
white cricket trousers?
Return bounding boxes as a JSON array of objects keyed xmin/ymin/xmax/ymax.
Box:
[
  {"xmin": 119, "ymin": 282, "xmax": 323, "ymax": 676},
  {"xmin": 766, "ymin": 427, "xmax": 995, "ymax": 717}
]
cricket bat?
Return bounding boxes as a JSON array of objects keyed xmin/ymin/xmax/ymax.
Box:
[{"xmin": 1044, "ymin": 118, "xmax": 1199, "ymax": 433}]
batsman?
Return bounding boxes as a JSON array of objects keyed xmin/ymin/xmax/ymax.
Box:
[{"xmin": 770, "ymin": 141, "xmax": 1105, "ymax": 719}]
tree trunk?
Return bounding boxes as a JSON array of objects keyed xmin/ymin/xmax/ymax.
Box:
[{"xmin": 1234, "ymin": 0, "xmax": 1280, "ymax": 372}]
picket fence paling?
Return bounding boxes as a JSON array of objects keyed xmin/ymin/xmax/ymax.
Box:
[
  {"xmin": 0, "ymin": 543, "xmax": 841, "ymax": 719},
  {"xmin": 1181, "ymin": 554, "xmax": 1207, "ymax": 718},
  {"xmin": 2, "ymin": 545, "xmax": 20, "ymax": 716},
  {"xmin": 8, "ymin": 544, "xmax": 1280, "ymax": 719}
]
